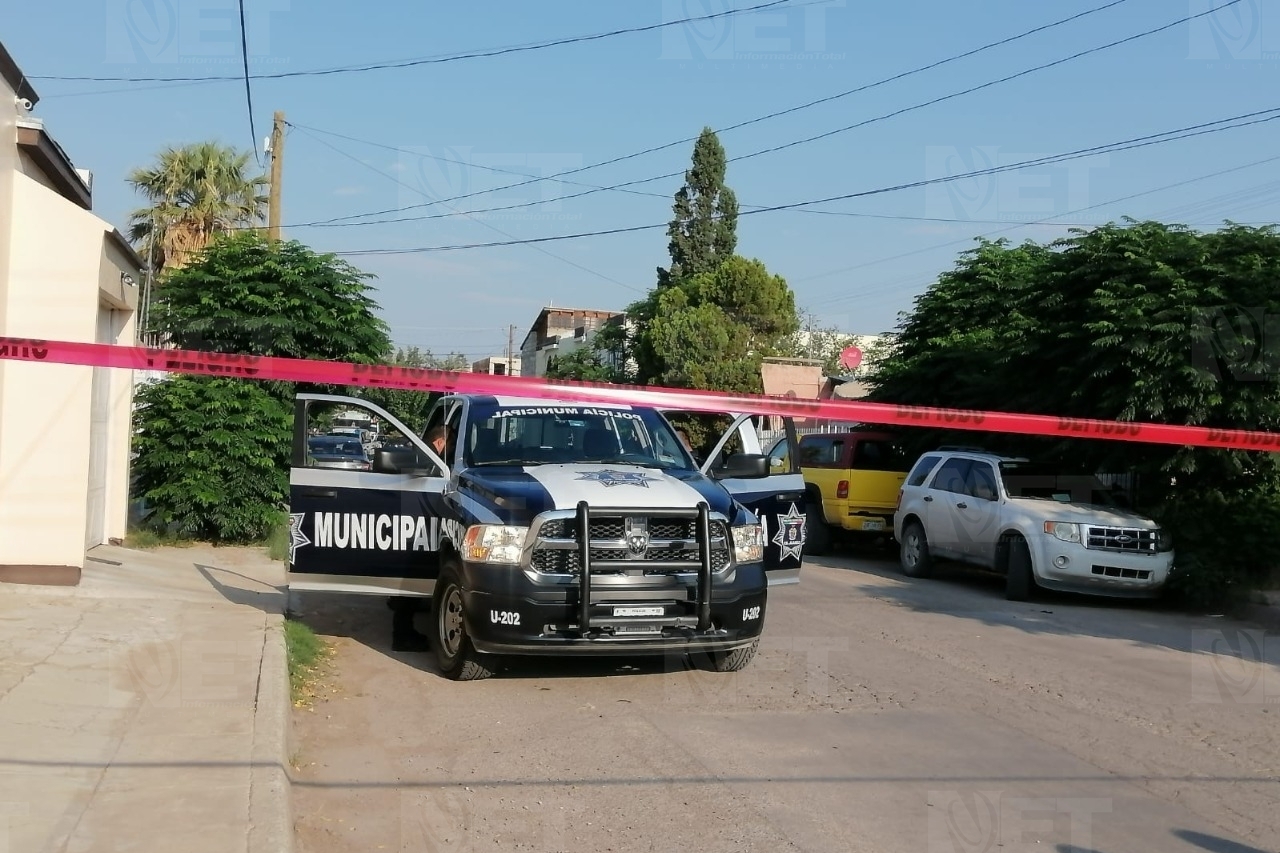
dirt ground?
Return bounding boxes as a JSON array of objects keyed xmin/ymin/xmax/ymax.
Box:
[{"xmin": 288, "ymin": 546, "xmax": 1279, "ymax": 853}]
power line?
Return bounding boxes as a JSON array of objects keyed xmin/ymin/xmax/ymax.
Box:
[
  {"xmin": 293, "ymin": 125, "xmax": 647, "ymax": 294},
  {"xmin": 303, "ymin": 0, "xmax": 1142, "ymax": 227},
  {"xmin": 326, "ymin": 107, "xmax": 1280, "ymax": 257},
  {"xmin": 236, "ymin": 0, "xmax": 260, "ymax": 167},
  {"xmin": 808, "ymin": 153, "xmax": 1280, "ymax": 309},
  {"xmin": 31, "ymin": 0, "xmax": 813, "ymax": 82},
  {"xmin": 286, "ymin": 121, "xmax": 1149, "ymax": 230}
]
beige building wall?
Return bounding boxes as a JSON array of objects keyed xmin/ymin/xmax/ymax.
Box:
[
  {"xmin": 0, "ymin": 173, "xmax": 139, "ymax": 577},
  {"xmin": 0, "ymin": 72, "xmax": 16, "ymax": 344}
]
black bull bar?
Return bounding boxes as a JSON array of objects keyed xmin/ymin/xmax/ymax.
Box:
[{"xmin": 575, "ymin": 501, "xmax": 716, "ymax": 635}]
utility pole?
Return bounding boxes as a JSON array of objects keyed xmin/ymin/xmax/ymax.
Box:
[
  {"xmin": 507, "ymin": 324, "xmax": 516, "ymax": 373},
  {"xmin": 268, "ymin": 111, "xmax": 285, "ymax": 241}
]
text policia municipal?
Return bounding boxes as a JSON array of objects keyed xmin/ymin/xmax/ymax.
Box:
[{"xmin": 312, "ymin": 513, "xmax": 464, "ymax": 552}]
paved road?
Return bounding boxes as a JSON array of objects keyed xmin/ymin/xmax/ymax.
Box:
[{"xmin": 289, "ymin": 545, "xmax": 1278, "ymax": 853}]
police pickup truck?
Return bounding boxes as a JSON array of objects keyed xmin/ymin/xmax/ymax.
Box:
[{"xmin": 286, "ymin": 393, "xmax": 807, "ymax": 680}]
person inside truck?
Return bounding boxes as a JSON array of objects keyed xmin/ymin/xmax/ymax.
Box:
[{"xmin": 387, "ymin": 424, "xmax": 452, "ymax": 652}]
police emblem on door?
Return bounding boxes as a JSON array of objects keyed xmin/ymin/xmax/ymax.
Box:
[
  {"xmin": 625, "ymin": 517, "xmax": 650, "ymax": 555},
  {"xmin": 773, "ymin": 503, "xmax": 807, "ymax": 562}
]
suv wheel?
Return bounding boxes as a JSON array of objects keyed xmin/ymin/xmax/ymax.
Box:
[
  {"xmin": 1005, "ymin": 536, "xmax": 1036, "ymax": 601},
  {"xmin": 900, "ymin": 520, "xmax": 933, "ymax": 578}
]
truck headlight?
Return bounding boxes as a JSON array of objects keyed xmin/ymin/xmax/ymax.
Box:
[
  {"xmin": 463, "ymin": 525, "xmax": 528, "ymax": 564},
  {"xmin": 732, "ymin": 524, "xmax": 766, "ymax": 563},
  {"xmin": 1156, "ymin": 529, "xmax": 1173, "ymax": 552},
  {"xmin": 1043, "ymin": 521, "xmax": 1081, "ymax": 543}
]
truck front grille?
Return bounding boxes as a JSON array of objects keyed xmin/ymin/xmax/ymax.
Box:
[
  {"xmin": 530, "ymin": 513, "xmax": 732, "ymax": 575},
  {"xmin": 1085, "ymin": 526, "xmax": 1158, "ymax": 554}
]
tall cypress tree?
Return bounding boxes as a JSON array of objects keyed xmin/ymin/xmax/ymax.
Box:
[{"xmin": 656, "ymin": 127, "xmax": 739, "ymax": 289}]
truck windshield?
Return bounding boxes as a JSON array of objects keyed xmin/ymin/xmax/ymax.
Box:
[{"xmin": 464, "ymin": 403, "xmax": 696, "ymax": 469}]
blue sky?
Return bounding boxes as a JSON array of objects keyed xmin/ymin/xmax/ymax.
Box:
[{"xmin": 9, "ymin": 0, "xmax": 1280, "ymax": 363}]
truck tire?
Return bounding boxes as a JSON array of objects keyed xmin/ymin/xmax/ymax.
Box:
[
  {"xmin": 429, "ymin": 557, "xmax": 495, "ymax": 681},
  {"xmin": 701, "ymin": 639, "xmax": 759, "ymax": 672},
  {"xmin": 899, "ymin": 520, "xmax": 933, "ymax": 578},
  {"xmin": 805, "ymin": 499, "xmax": 832, "ymax": 556},
  {"xmin": 1005, "ymin": 536, "xmax": 1036, "ymax": 602}
]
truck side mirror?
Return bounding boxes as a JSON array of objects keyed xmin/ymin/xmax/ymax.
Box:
[
  {"xmin": 710, "ymin": 453, "xmax": 770, "ymax": 480},
  {"xmin": 374, "ymin": 448, "xmax": 427, "ymax": 475}
]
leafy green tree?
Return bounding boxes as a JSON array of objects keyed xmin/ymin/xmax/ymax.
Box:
[
  {"xmin": 132, "ymin": 378, "xmax": 292, "ymax": 542},
  {"xmin": 545, "ymin": 346, "xmax": 616, "ymax": 382},
  {"xmin": 132, "ymin": 231, "xmax": 391, "ymax": 542},
  {"xmin": 868, "ymin": 219, "xmax": 1280, "ymax": 606},
  {"xmin": 657, "ymin": 127, "xmax": 739, "ymax": 288},
  {"xmin": 645, "ymin": 257, "xmax": 798, "ymax": 393},
  {"xmin": 622, "ymin": 128, "xmax": 745, "ymax": 383},
  {"xmin": 127, "ymin": 141, "xmax": 268, "ymax": 274},
  {"xmin": 146, "ymin": 231, "xmax": 390, "ymax": 363},
  {"xmin": 620, "ymin": 129, "xmax": 796, "ymax": 391}
]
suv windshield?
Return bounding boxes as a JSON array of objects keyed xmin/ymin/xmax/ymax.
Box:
[
  {"xmin": 464, "ymin": 403, "xmax": 696, "ymax": 469},
  {"xmin": 998, "ymin": 461, "xmax": 1130, "ymax": 508}
]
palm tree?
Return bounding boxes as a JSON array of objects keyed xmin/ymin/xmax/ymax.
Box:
[{"xmin": 127, "ymin": 142, "xmax": 268, "ymax": 274}]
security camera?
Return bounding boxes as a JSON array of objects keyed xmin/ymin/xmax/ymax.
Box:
[{"xmin": 15, "ymin": 97, "xmax": 32, "ymax": 112}]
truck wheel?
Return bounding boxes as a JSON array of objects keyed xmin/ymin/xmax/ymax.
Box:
[
  {"xmin": 900, "ymin": 520, "xmax": 933, "ymax": 578},
  {"xmin": 429, "ymin": 557, "xmax": 495, "ymax": 681},
  {"xmin": 1005, "ymin": 536, "xmax": 1036, "ymax": 602},
  {"xmin": 805, "ymin": 500, "xmax": 832, "ymax": 556},
  {"xmin": 702, "ymin": 639, "xmax": 759, "ymax": 672}
]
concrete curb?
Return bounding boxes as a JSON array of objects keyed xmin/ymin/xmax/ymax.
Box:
[{"xmin": 248, "ymin": 611, "xmax": 294, "ymax": 853}]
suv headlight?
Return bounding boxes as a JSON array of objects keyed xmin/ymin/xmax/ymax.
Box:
[
  {"xmin": 732, "ymin": 523, "xmax": 766, "ymax": 563},
  {"xmin": 463, "ymin": 525, "xmax": 528, "ymax": 564},
  {"xmin": 1156, "ymin": 529, "xmax": 1173, "ymax": 552},
  {"xmin": 1043, "ymin": 521, "xmax": 1081, "ymax": 543}
]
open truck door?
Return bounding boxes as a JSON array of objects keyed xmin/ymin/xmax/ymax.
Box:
[
  {"xmin": 702, "ymin": 413, "xmax": 806, "ymax": 585},
  {"xmin": 287, "ymin": 394, "xmax": 450, "ymax": 598}
]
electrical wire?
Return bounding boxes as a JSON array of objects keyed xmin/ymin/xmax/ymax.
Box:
[
  {"xmin": 31, "ymin": 0, "xmax": 813, "ymax": 82},
  {"xmin": 289, "ymin": 120, "xmax": 1219, "ymax": 230},
  {"xmin": 301, "ymin": 0, "xmax": 1145, "ymax": 227},
  {"xmin": 305, "ymin": 0, "xmax": 1238, "ymax": 228},
  {"xmin": 325, "ymin": 107, "xmax": 1280, "ymax": 256},
  {"xmin": 237, "ymin": 0, "xmax": 259, "ymax": 167},
  {"xmin": 807, "ymin": 154, "xmax": 1280, "ymax": 311},
  {"xmin": 295, "ymin": 126, "xmax": 648, "ymax": 293}
]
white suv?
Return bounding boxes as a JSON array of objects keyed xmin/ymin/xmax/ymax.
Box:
[{"xmin": 893, "ymin": 450, "xmax": 1174, "ymax": 600}]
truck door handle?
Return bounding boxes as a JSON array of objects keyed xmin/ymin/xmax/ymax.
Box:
[
  {"xmin": 923, "ymin": 496, "xmax": 933, "ymax": 502},
  {"xmin": 956, "ymin": 502, "xmax": 968, "ymax": 509},
  {"xmin": 298, "ymin": 488, "xmax": 338, "ymax": 498}
]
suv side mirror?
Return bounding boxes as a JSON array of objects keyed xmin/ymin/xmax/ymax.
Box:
[{"xmin": 710, "ymin": 453, "xmax": 770, "ymax": 480}]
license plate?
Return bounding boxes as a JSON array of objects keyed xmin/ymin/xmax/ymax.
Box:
[
  {"xmin": 614, "ymin": 624, "xmax": 661, "ymax": 634},
  {"xmin": 862, "ymin": 519, "xmax": 885, "ymax": 531},
  {"xmin": 613, "ymin": 606, "xmax": 665, "ymax": 617}
]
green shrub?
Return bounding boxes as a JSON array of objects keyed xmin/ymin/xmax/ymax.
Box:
[
  {"xmin": 131, "ymin": 376, "xmax": 292, "ymax": 543},
  {"xmin": 1152, "ymin": 489, "xmax": 1280, "ymax": 611}
]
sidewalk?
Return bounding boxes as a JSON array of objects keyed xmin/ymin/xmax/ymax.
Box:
[{"xmin": 0, "ymin": 544, "xmax": 292, "ymax": 853}]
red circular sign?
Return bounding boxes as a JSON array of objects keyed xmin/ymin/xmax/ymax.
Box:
[{"xmin": 839, "ymin": 346, "xmax": 863, "ymax": 371}]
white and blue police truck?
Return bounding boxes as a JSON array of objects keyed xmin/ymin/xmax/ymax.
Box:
[{"xmin": 285, "ymin": 392, "xmax": 807, "ymax": 680}]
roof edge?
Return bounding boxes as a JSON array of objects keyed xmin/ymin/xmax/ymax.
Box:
[{"xmin": 0, "ymin": 41, "xmax": 39, "ymax": 105}]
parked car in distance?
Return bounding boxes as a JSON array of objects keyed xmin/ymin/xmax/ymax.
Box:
[
  {"xmin": 767, "ymin": 428, "xmax": 911, "ymax": 554},
  {"xmin": 893, "ymin": 450, "xmax": 1174, "ymax": 600},
  {"xmin": 306, "ymin": 435, "xmax": 371, "ymax": 471}
]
